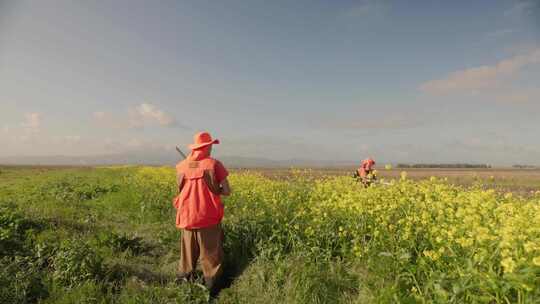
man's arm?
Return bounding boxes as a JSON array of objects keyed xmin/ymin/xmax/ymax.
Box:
[
  {"xmin": 220, "ymin": 178, "xmax": 231, "ymax": 196},
  {"xmin": 213, "ymin": 160, "xmax": 231, "ymax": 196},
  {"xmin": 203, "ymin": 171, "xmax": 231, "ymax": 196}
]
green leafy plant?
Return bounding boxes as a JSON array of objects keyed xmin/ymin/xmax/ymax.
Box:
[
  {"xmin": 0, "ymin": 255, "xmax": 48, "ymax": 304},
  {"xmin": 0, "ymin": 206, "xmax": 41, "ymax": 256},
  {"xmin": 96, "ymin": 231, "xmax": 148, "ymax": 255},
  {"xmin": 50, "ymin": 239, "xmax": 104, "ymax": 288}
]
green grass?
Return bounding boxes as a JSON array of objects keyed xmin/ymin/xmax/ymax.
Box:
[
  {"xmin": 1, "ymin": 166, "xmax": 539, "ymax": 303},
  {"xmin": 0, "ymin": 167, "xmax": 190, "ymax": 303}
]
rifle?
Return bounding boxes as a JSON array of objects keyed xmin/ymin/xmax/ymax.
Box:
[{"xmin": 175, "ymin": 146, "xmax": 187, "ymax": 159}]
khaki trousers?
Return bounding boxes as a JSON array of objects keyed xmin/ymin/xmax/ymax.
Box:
[{"xmin": 178, "ymin": 224, "xmax": 224, "ymax": 283}]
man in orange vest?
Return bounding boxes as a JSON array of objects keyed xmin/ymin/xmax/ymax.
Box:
[
  {"xmin": 173, "ymin": 131, "xmax": 231, "ymax": 294},
  {"xmin": 355, "ymin": 157, "xmax": 376, "ymax": 187}
]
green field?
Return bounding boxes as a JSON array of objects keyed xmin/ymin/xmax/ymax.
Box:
[{"xmin": 1, "ymin": 166, "xmax": 539, "ymax": 303}]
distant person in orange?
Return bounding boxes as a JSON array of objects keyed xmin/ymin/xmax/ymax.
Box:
[
  {"xmin": 173, "ymin": 131, "xmax": 231, "ymax": 294},
  {"xmin": 356, "ymin": 157, "xmax": 376, "ymax": 187}
]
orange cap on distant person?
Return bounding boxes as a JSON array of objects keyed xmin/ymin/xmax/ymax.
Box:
[{"xmin": 188, "ymin": 131, "xmax": 220, "ymax": 150}]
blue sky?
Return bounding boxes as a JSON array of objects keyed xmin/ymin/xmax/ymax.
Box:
[{"xmin": 1, "ymin": 0, "xmax": 539, "ymax": 165}]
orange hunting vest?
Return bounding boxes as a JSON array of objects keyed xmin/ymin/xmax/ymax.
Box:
[{"xmin": 173, "ymin": 158, "xmax": 224, "ymax": 229}]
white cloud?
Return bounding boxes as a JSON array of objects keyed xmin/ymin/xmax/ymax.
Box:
[
  {"xmin": 135, "ymin": 103, "xmax": 176, "ymax": 126},
  {"xmin": 92, "ymin": 104, "xmax": 182, "ymax": 129},
  {"xmin": 130, "ymin": 103, "xmax": 177, "ymax": 128},
  {"xmin": 420, "ymin": 48, "xmax": 540, "ymax": 95},
  {"xmin": 22, "ymin": 112, "xmax": 41, "ymax": 130}
]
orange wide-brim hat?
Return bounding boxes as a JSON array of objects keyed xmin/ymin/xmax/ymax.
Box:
[{"xmin": 188, "ymin": 131, "xmax": 220, "ymax": 150}]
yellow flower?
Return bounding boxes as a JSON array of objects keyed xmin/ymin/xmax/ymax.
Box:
[
  {"xmin": 400, "ymin": 171, "xmax": 408, "ymax": 180},
  {"xmin": 501, "ymin": 257, "xmax": 516, "ymax": 273},
  {"xmin": 423, "ymin": 250, "xmax": 440, "ymax": 261},
  {"xmin": 532, "ymin": 256, "xmax": 540, "ymax": 267},
  {"xmin": 524, "ymin": 242, "xmax": 538, "ymax": 253}
]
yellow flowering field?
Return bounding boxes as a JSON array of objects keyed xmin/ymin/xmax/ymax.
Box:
[{"xmin": 127, "ymin": 167, "xmax": 540, "ymax": 303}]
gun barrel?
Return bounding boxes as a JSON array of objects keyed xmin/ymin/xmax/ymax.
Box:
[{"xmin": 175, "ymin": 146, "xmax": 187, "ymax": 159}]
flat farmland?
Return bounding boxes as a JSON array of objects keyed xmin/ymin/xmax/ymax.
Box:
[
  {"xmin": 237, "ymin": 167, "xmax": 540, "ymax": 195},
  {"xmin": 1, "ymin": 165, "xmax": 540, "ymax": 303}
]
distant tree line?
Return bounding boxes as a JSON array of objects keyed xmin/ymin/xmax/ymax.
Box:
[
  {"xmin": 512, "ymin": 165, "xmax": 537, "ymax": 169},
  {"xmin": 396, "ymin": 163, "xmax": 492, "ymax": 169}
]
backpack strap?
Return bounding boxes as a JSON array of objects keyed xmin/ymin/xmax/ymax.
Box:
[{"xmin": 176, "ymin": 160, "xmax": 221, "ymax": 195}]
